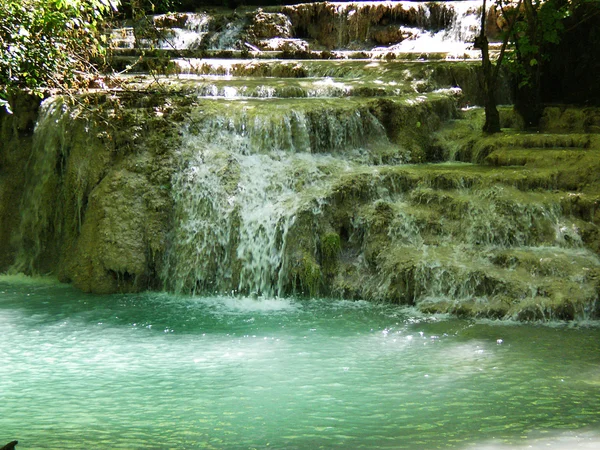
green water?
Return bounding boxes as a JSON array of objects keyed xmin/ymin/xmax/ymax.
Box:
[{"xmin": 1, "ymin": 277, "xmax": 600, "ymax": 449}]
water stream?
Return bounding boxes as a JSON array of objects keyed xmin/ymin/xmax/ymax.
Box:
[{"xmin": 1, "ymin": 277, "xmax": 600, "ymax": 449}]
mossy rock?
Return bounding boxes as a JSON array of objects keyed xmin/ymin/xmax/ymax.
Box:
[
  {"xmin": 288, "ymin": 251, "xmax": 322, "ymax": 297},
  {"xmin": 319, "ymin": 231, "xmax": 341, "ymax": 277}
]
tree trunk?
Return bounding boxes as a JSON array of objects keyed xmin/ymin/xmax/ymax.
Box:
[
  {"xmin": 514, "ymin": 0, "xmax": 543, "ymax": 128},
  {"xmin": 476, "ymin": 0, "xmax": 523, "ymax": 133},
  {"xmin": 0, "ymin": 441, "xmax": 18, "ymax": 450},
  {"xmin": 480, "ymin": 36, "xmax": 501, "ymax": 134},
  {"xmin": 476, "ymin": 0, "xmax": 501, "ymax": 134},
  {"xmin": 515, "ymin": 77, "xmax": 542, "ymax": 128},
  {"xmin": 483, "ymin": 95, "xmax": 501, "ymax": 133}
]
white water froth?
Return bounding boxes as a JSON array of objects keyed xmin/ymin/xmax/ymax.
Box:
[
  {"xmin": 162, "ymin": 107, "xmax": 371, "ymax": 296},
  {"xmin": 467, "ymin": 430, "xmax": 600, "ymax": 450},
  {"xmin": 190, "ymin": 295, "xmax": 300, "ymax": 314},
  {"xmin": 156, "ymin": 14, "xmax": 211, "ymax": 50},
  {"xmin": 389, "ymin": 1, "xmax": 483, "ymax": 55},
  {"xmin": 189, "ymin": 78, "xmax": 355, "ymax": 99},
  {"xmin": 154, "ymin": 12, "xmax": 245, "ymax": 51}
]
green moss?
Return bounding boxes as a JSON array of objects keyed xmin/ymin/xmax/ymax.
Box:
[
  {"xmin": 319, "ymin": 231, "xmax": 341, "ymax": 277},
  {"xmin": 540, "ymin": 107, "xmax": 600, "ymax": 133},
  {"xmin": 290, "ymin": 252, "xmax": 321, "ymax": 298},
  {"xmin": 419, "ymin": 297, "xmax": 512, "ymax": 319},
  {"xmin": 368, "ymin": 91, "xmax": 460, "ymax": 162}
]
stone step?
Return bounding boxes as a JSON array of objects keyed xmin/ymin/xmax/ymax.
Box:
[
  {"xmin": 103, "ymin": 58, "xmax": 504, "ymax": 106},
  {"xmin": 108, "ymin": 56, "xmax": 481, "ymax": 77},
  {"xmin": 108, "ymin": 47, "xmax": 485, "ymax": 61},
  {"xmin": 106, "ymin": 58, "xmax": 481, "ymax": 101},
  {"xmin": 113, "ymin": 75, "xmax": 425, "ymax": 99},
  {"xmin": 278, "ymin": 161, "xmax": 600, "ymax": 318}
]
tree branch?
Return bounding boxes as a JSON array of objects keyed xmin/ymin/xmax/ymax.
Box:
[{"xmin": 493, "ymin": 0, "xmax": 523, "ymax": 82}]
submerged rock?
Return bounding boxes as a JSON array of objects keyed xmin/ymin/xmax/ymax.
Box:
[{"xmin": 0, "ymin": 441, "xmax": 18, "ymax": 450}]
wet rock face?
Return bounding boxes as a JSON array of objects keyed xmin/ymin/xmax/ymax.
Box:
[
  {"xmin": 371, "ymin": 26, "xmax": 404, "ymax": 46},
  {"xmin": 152, "ymin": 13, "xmax": 190, "ymax": 28},
  {"xmin": 4, "ymin": 93, "xmax": 41, "ymax": 135},
  {"xmin": 67, "ymin": 170, "xmax": 153, "ymax": 293},
  {"xmin": 259, "ymin": 37, "xmax": 310, "ymax": 52},
  {"xmin": 67, "ymin": 160, "xmax": 173, "ymax": 293},
  {"xmin": 281, "ymin": 1, "xmax": 463, "ymax": 50},
  {"xmin": 1, "ymin": 95, "xmax": 181, "ymax": 293},
  {"xmin": 108, "ymin": 1, "xmax": 487, "ymax": 55},
  {"xmin": 249, "ymin": 11, "xmax": 293, "ymax": 40}
]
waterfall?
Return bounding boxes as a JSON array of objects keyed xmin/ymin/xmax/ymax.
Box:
[
  {"xmin": 283, "ymin": 0, "xmax": 487, "ymax": 53},
  {"xmin": 154, "ymin": 13, "xmax": 212, "ymax": 50},
  {"xmin": 161, "ymin": 101, "xmax": 387, "ymax": 296},
  {"xmin": 110, "ymin": 1, "xmax": 488, "ymax": 56},
  {"xmin": 391, "ymin": 1, "xmax": 483, "ymax": 54},
  {"xmin": 8, "ymin": 96, "xmax": 108, "ymax": 279},
  {"xmin": 2, "ymin": 1, "xmax": 597, "ymax": 321},
  {"xmin": 10, "ymin": 98, "xmax": 71, "ymax": 275},
  {"xmin": 373, "ymin": 185, "xmax": 596, "ymax": 306}
]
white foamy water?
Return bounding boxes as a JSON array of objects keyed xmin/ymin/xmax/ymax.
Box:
[
  {"xmin": 192, "ymin": 295, "xmax": 300, "ymax": 314},
  {"xmin": 155, "ymin": 13, "xmax": 211, "ymax": 50},
  {"xmin": 383, "ymin": 1, "xmax": 483, "ymax": 56},
  {"xmin": 161, "ymin": 100, "xmax": 385, "ymax": 296},
  {"xmin": 468, "ymin": 430, "xmax": 600, "ymax": 450}
]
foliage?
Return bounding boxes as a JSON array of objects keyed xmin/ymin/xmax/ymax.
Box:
[
  {"xmin": 0, "ymin": 0, "xmax": 119, "ymax": 107},
  {"xmin": 541, "ymin": 0, "xmax": 600, "ymax": 104},
  {"xmin": 475, "ymin": 0, "xmax": 522, "ymax": 133},
  {"xmin": 501, "ymin": 0, "xmax": 599, "ymax": 125},
  {"xmin": 478, "ymin": 0, "xmax": 587, "ymax": 130},
  {"xmin": 119, "ymin": 0, "xmax": 182, "ymax": 18},
  {"xmin": 505, "ymin": 0, "xmax": 571, "ymax": 89}
]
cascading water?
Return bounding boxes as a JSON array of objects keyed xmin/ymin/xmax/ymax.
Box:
[
  {"xmin": 10, "ymin": 98, "xmax": 75, "ymax": 275},
  {"xmin": 155, "ymin": 13, "xmax": 212, "ymax": 50},
  {"xmin": 400, "ymin": 187, "xmax": 597, "ymax": 309},
  {"xmin": 391, "ymin": 1, "xmax": 483, "ymax": 54},
  {"xmin": 162, "ymin": 100, "xmax": 388, "ymax": 296}
]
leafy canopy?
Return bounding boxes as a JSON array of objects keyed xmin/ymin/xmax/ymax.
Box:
[
  {"xmin": 0, "ymin": 0, "xmax": 119, "ymax": 109},
  {"xmin": 503, "ymin": 0, "xmax": 571, "ymax": 88}
]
